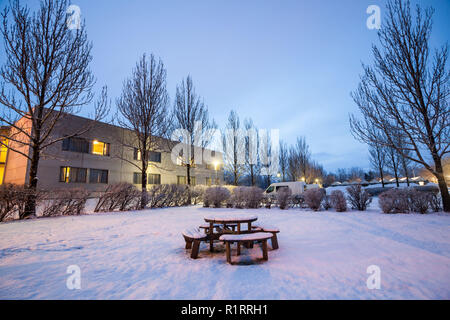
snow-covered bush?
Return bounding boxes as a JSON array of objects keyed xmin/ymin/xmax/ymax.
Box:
[
  {"xmin": 429, "ymin": 192, "xmax": 442, "ymax": 212},
  {"xmin": 322, "ymin": 195, "xmax": 332, "ymax": 210},
  {"xmin": 147, "ymin": 184, "xmax": 190, "ymax": 208},
  {"xmin": 277, "ymin": 187, "xmax": 292, "ymax": 210},
  {"xmin": 330, "ymin": 190, "xmax": 347, "ymax": 212},
  {"xmin": 304, "ymin": 188, "xmax": 325, "ymax": 211},
  {"xmin": 41, "ymin": 188, "xmax": 89, "ymax": 217},
  {"xmin": 95, "ymin": 183, "xmax": 141, "ymax": 212},
  {"xmin": 190, "ymin": 185, "xmax": 206, "ymax": 205},
  {"xmin": 229, "ymin": 186, "xmax": 263, "ymax": 209},
  {"xmin": 406, "ymin": 189, "xmax": 431, "ymax": 214},
  {"xmin": 0, "ymin": 183, "xmax": 31, "ymax": 221},
  {"xmin": 346, "ymin": 185, "xmax": 372, "ymax": 211},
  {"xmin": 203, "ymin": 186, "xmax": 231, "ymax": 208},
  {"xmin": 231, "ymin": 187, "xmax": 246, "ymax": 208},
  {"xmin": 245, "ymin": 187, "xmax": 264, "ymax": 208},
  {"xmin": 378, "ymin": 189, "xmax": 409, "ymax": 213}
]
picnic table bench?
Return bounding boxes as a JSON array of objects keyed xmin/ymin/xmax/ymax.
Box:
[{"xmin": 219, "ymin": 232, "xmax": 274, "ymax": 264}]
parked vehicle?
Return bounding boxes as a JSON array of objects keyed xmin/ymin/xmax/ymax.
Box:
[{"xmin": 264, "ymin": 181, "xmax": 319, "ymax": 196}]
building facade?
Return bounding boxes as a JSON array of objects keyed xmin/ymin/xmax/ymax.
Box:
[{"xmin": 1, "ymin": 113, "xmax": 224, "ymax": 191}]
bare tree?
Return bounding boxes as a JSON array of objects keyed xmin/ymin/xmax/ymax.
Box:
[
  {"xmin": 0, "ymin": 0, "xmax": 108, "ymax": 218},
  {"xmin": 369, "ymin": 143, "xmax": 386, "ymax": 187},
  {"xmin": 222, "ymin": 110, "xmax": 244, "ymax": 186},
  {"xmin": 287, "ymin": 137, "xmax": 310, "ymax": 182},
  {"xmin": 173, "ymin": 76, "xmax": 216, "ymax": 187},
  {"xmin": 279, "ymin": 140, "xmax": 288, "ymax": 182},
  {"xmin": 244, "ymin": 118, "xmax": 260, "ymax": 186},
  {"xmin": 349, "ymin": 0, "xmax": 450, "ymax": 211},
  {"xmin": 385, "ymin": 145, "xmax": 401, "ymax": 187},
  {"xmin": 116, "ymin": 53, "xmax": 171, "ymax": 209}
]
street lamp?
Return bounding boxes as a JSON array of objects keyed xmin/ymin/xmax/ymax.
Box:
[{"xmin": 213, "ymin": 161, "xmax": 219, "ymax": 185}]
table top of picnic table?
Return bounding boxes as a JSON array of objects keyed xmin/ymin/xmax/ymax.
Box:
[{"xmin": 204, "ymin": 215, "xmax": 258, "ymax": 224}]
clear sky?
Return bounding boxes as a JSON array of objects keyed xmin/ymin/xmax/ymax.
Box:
[{"xmin": 1, "ymin": 0, "xmax": 449, "ymax": 172}]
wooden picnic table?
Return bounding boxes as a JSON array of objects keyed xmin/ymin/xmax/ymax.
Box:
[{"xmin": 204, "ymin": 215, "xmax": 258, "ymax": 252}]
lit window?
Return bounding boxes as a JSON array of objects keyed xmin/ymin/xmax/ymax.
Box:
[
  {"xmin": 59, "ymin": 167, "xmax": 87, "ymax": 183},
  {"xmin": 177, "ymin": 176, "xmax": 186, "ymax": 185},
  {"xmin": 92, "ymin": 140, "xmax": 109, "ymax": 156},
  {"xmin": 205, "ymin": 177, "xmax": 212, "ymax": 186},
  {"xmin": 0, "ymin": 137, "xmax": 8, "ymax": 163}
]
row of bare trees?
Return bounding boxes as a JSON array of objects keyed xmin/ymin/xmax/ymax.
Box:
[{"xmin": 349, "ymin": 0, "xmax": 449, "ymax": 211}]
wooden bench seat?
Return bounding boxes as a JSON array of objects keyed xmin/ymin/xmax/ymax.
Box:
[
  {"xmin": 219, "ymin": 232, "xmax": 274, "ymax": 264},
  {"xmin": 251, "ymin": 225, "xmax": 280, "ymax": 249},
  {"xmin": 182, "ymin": 228, "xmax": 208, "ymax": 259},
  {"xmin": 199, "ymin": 223, "xmax": 237, "ymax": 233}
]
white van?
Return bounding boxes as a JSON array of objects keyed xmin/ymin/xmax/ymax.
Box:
[{"xmin": 264, "ymin": 181, "xmax": 319, "ymax": 196}]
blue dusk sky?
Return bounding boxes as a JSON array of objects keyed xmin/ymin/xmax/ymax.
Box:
[{"xmin": 1, "ymin": 0, "xmax": 449, "ymax": 172}]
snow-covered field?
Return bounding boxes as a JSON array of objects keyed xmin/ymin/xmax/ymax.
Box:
[{"xmin": 1, "ymin": 203, "xmax": 449, "ymax": 300}]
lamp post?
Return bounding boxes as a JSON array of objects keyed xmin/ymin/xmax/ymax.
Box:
[{"xmin": 213, "ymin": 161, "xmax": 219, "ymax": 185}]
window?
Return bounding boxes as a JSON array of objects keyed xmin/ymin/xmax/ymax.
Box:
[
  {"xmin": 215, "ymin": 178, "xmax": 220, "ymax": 185},
  {"xmin": 89, "ymin": 169, "xmax": 108, "ymax": 184},
  {"xmin": 148, "ymin": 173, "xmax": 161, "ymax": 185},
  {"xmin": 133, "ymin": 172, "xmax": 142, "ymax": 185},
  {"xmin": 133, "ymin": 148, "xmax": 141, "ymax": 161},
  {"xmin": 92, "ymin": 140, "xmax": 110, "ymax": 156},
  {"xmin": 177, "ymin": 175, "xmax": 186, "ymax": 185},
  {"xmin": 133, "ymin": 149, "xmax": 161, "ymax": 163},
  {"xmin": 0, "ymin": 137, "xmax": 8, "ymax": 164},
  {"xmin": 149, "ymin": 151, "xmax": 161, "ymax": 163},
  {"xmin": 60, "ymin": 167, "xmax": 87, "ymax": 183},
  {"xmin": 190, "ymin": 176, "xmax": 196, "ymax": 186},
  {"xmin": 62, "ymin": 137, "xmax": 89, "ymax": 153},
  {"xmin": 205, "ymin": 177, "xmax": 212, "ymax": 186}
]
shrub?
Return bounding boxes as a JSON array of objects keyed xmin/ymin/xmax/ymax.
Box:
[
  {"xmin": 429, "ymin": 192, "xmax": 442, "ymax": 212},
  {"xmin": 304, "ymin": 188, "xmax": 325, "ymax": 211},
  {"xmin": 0, "ymin": 184, "xmax": 31, "ymax": 221},
  {"xmin": 378, "ymin": 189, "xmax": 409, "ymax": 213},
  {"xmin": 276, "ymin": 187, "xmax": 292, "ymax": 210},
  {"xmin": 147, "ymin": 184, "xmax": 190, "ymax": 208},
  {"xmin": 322, "ymin": 195, "xmax": 332, "ymax": 210},
  {"xmin": 41, "ymin": 188, "xmax": 89, "ymax": 217},
  {"xmin": 365, "ymin": 187, "xmax": 393, "ymax": 197},
  {"xmin": 330, "ymin": 190, "xmax": 347, "ymax": 212},
  {"xmin": 94, "ymin": 183, "xmax": 141, "ymax": 212},
  {"xmin": 204, "ymin": 186, "xmax": 231, "ymax": 208},
  {"xmin": 232, "ymin": 187, "xmax": 246, "ymax": 209},
  {"xmin": 190, "ymin": 185, "xmax": 206, "ymax": 205},
  {"xmin": 346, "ymin": 185, "xmax": 372, "ymax": 211},
  {"xmin": 245, "ymin": 187, "xmax": 264, "ymax": 208},
  {"xmin": 406, "ymin": 189, "xmax": 430, "ymax": 214}
]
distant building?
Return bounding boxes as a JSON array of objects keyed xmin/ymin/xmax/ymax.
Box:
[{"xmin": 0, "ymin": 113, "xmax": 224, "ymax": 191}]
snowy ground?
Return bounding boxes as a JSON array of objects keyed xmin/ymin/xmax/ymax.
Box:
[{"xmin": 1, "ymin": 203, "xmax": 449, "ymax": 299}]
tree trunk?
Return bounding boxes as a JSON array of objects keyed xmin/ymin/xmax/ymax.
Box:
[
  {"xmin": 432, "ymin": 157, "xmax": 450, "ymax": 212},
  {"xmin": 186, "ymin": 164, "xmax": 192, "ymax": 204},
  {"xmin": 140, "ymin": 168, "xmax": 147, "ymax": 209},
  {"xmin": 23, "ymin": 145, "xmax": 40, "ymax": 219},
  {"xmin": 379, "ymin": 166, "xmax": 385, "ymax": 188}
]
